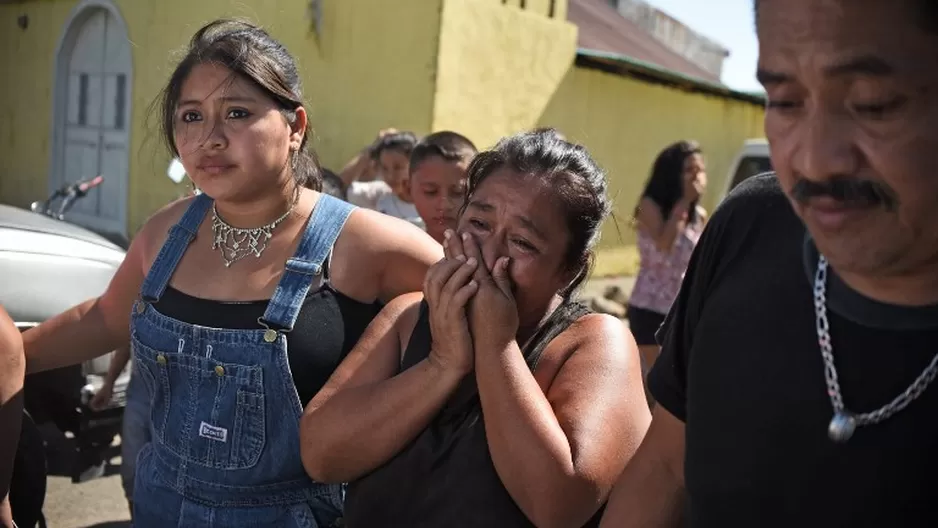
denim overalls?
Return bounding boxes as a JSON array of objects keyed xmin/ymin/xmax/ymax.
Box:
[
  {"xmin": 119, "ymin": 364, "xmax": 151, "ymax": 500},
  {"xmin": 130, "ymin": 193, "xmax": 352, "ymax": 527}
]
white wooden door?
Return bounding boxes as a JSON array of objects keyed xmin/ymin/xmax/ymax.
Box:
[{"xmin": 56, "ymin": 8, "xmax": 130, "ymax": 236}]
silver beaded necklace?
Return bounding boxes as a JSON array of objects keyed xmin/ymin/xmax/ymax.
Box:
[
  {"xmin": 814, "ymin": 255, "xmax": 938, "ymax": 443},
  {"xmin": 211, "ymin": 190, "xmax": 299, "ymax": 267}
]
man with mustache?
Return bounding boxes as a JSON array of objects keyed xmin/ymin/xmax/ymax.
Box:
[{"xmin": 601, "ymin": 0, "xmax": 938, "ymax": 526}]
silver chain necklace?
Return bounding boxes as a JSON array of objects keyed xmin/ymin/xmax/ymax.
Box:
[
  {"xmin": 814, "ymin": 255, "xmax": 938, "ymax": 443},
  {"xmin": 211, "ymin": 190, "xmax": 298, "ymax": 267}
]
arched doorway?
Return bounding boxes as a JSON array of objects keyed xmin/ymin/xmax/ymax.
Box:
[{"xmin": 50, "ymin": 1, "xmax": 131, "ymax": 238}]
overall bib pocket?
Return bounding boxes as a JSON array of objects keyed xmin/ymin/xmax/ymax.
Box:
[{"xmin": 131, "ymin": 336, "xmax": 267, "ymax": 470}]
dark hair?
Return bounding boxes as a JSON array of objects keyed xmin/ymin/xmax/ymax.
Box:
[
  {"xmin": 409, "ymin": 131, "xmax": 478, "ymax": 173},
  {"xmin": 317, "ymin": 168, "xmax": 347, "ymax": 200},
  {"xmin": 530, "ymin": 127, "xmax": 567, "ymax": 141},
  {"xmin": 370, "ymin": 131, "xmax": 418, "ymax": 161},
  {"xmin": 463, "ymin": 128, "xmax": 610, "ymax": 298},
  {"xmin": 636, "ymin": 140, "xmax": 702, "ymax": 225},
  {"xmin": 754, "ymin": 0, "xmax": 938, "ymax": 33},
  {"xmin": 157, "ymin": 19, "xmax": 322, "ymax": 190}
]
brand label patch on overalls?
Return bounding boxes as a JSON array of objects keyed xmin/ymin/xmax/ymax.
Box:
[{"xmin": 199, "ymin": 422, "xmax": 228, "ymax": 443}]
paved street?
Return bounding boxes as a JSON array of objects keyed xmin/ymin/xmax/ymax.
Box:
[
  {"xmin": 45, "ymin": 473, "xmax": 130, "ymax": 528},
  {"xmin": 37, "ymin": 425, "xmax": 130, "ymax": 528}
]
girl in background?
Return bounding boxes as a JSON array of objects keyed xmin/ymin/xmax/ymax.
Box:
[{"xmin": 628, "ymin": 140, "xmax": 707, "ymax": 396}]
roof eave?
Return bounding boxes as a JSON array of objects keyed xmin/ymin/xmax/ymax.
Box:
[{"xmin": 575, "ymin": 48, "xmax": 767, "ymax": 106}]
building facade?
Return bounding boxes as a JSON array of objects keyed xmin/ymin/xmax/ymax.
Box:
[{"xmin": 0, "ymin": 0, "xmax": 763, "ymax": 276}]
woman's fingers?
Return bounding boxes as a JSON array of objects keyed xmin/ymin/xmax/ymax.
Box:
[
  {"xmin": 450, "ymin": 279, "xmax": 479, "ymax": 309},
  {"xmin": 422, "ymin": 259, "xmax": 442, "ymax": 299},
  {"xmin": 461, "ymin": 233, "xmax": 491, "ymax": 283},
  {"xmin": 441, "ymin": 257, "xmax": 478, "ymax": 300},
  {"xmin": 424, "ymin": 258, "xmax": 465, "ymax": 303},
  {"xmin": 445, "ymin": 230, "xmax": 466, "ymax": 261},
  {"xmin": 442, "ymin": 231, "xmax": 451, "ymax": 257}
]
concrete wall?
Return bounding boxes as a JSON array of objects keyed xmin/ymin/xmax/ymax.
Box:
[
  {"xmin": 432, "ymin": 0, "xmax": 577, "ymax": 149},
  {"xmin": 538, "ymin": 66, "xmax": 765, "ymax": 276}
]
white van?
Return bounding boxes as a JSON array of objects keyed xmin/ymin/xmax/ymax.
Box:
[{"xmin": 720, "ymin": 139, "xmax": 773, "ymax": 201}]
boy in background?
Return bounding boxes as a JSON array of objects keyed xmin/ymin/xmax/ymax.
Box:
[{"xmin": 408, "ymin": 131, "xmax": 477, "ymax": 243}]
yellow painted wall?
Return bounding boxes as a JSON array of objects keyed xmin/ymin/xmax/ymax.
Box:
[
  {"xmin": 496, "ymin": 0, "xmax": 565, "ymax": 18},
  {"xmin": 432, "ymin": 0, "xmax": 577, "ymax": 149},
  {"xmin": 0, "ymin": 0, "xmax": 442, "ymax": 233},
  {"xmin": 0, "ymin": 0, "xmax": 72, "ymax": 215},
  {"xmin": 538, "ymin": 66, "xmax": 765, "ymax": 276},
  {"xmin": 1, "ymin": 0, "xmax": 763, "ymax": 280}
]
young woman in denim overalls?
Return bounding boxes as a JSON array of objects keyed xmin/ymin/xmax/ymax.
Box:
[{"xmin": 20, "ymin": 19, "xmax": 441, "ymax": 526}]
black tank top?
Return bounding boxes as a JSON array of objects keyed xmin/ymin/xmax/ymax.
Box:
[
  {"xmin": 152, "ymin": 264, "xmax": 381, "ymax": 406},
  {"xmin": 344, "ymin": 300, "xmax": 604, "ymax": 527}
]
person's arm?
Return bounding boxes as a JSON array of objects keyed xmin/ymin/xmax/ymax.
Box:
[
  {"xmin": 22, "ymin": 221, "xmax": 151, "ymax": 374},
  {"xmin": 103, "ymin": 344, "xmax": 131, "ymax": 385},
  {"xmin": 378, "ymin": 226, "xmax": 442, "ymax": 302},
  {"xmin": 475, "ymin": 313, "xmax": 651, "ymax": 527},
  {"xmin": 338, "ymin": 148, "xmax": 374, "ymax": 187},
  {"xmin": 696, "ymin": 205, "xmax": 709, "ymax": 225},
  {"xmin": 635, "ymin": 196, "xmax": 695, "ymax": 252},
  {"xmin": 603, "ymin": 181, "xmax": 740, "ymax": 527},
  {"xmin": 89, "ymin": 344, "xmax": 131, "ymax": 411},
  {"xmin": 0, "ymin": 307, "xmax": 24, "ymax": 528},
  {"xmin": 300, "ymin": 294, "xmax": 465, "ymax": 483},
  {"xmin": 338, "ymin": 128, "xmax": 400, "ymax": 186},
  {"xmin": 342, "ymin": 208, "xmax": 441, "ymax": 303},
  {"xmin": 600, "ymin": 406, "xmax": 686, "ymax": 527}
]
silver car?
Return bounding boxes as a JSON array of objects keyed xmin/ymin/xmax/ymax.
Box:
[{"xmin": 1, "ymin": 203, "xmax": 128, "ymax": 526}]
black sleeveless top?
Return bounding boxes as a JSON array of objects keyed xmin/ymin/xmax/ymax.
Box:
[
  {"xmin": 152, "ymin": 267, "xmax": 381, "ymax": 407},
  {"xmin": 344, "ymin": 300, "xmax": 604, "ymax": 527}
]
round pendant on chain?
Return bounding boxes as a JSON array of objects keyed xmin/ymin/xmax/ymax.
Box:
[{"xmin": 828, "ymin": 411, "xmax": 857, "ymax": 443}]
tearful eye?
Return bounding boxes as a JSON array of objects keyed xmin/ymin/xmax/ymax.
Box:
[
  {"xmin": 227, "ymin": 108, "xmax": 250, "ymax": 119},
  {"xmin": 180, "ymin": 111, "xmax": 201, "ymax": 123},
  {"xmin": 469, "ymin": 219, "xmax": 487, "ymax": 230},
  {"xmin": 512, "ymin": 238, "xmax": 536, "ymax": 252}
]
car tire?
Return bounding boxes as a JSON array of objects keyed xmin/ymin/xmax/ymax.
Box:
[{"xmin": 10, "ymin": 410, "xmax": 47, "ymax": 528}]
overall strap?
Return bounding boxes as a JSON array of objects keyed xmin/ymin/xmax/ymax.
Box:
[
  {"xmin": 140, "ymin": 194, "xmax": 213, "ymax": 302},
  {"xmin": 260, "ymin": 194, "xmax": 356, "ymax": 332}
]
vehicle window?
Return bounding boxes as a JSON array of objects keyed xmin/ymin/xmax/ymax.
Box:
[{"xmin": 729, "ymin": 156, "xmax": 773, "ymax": 191}]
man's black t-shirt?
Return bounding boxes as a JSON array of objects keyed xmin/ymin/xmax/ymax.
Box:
[{"xmin": 648, "ymin": 174, "xmax": 938, "ymax": 527}]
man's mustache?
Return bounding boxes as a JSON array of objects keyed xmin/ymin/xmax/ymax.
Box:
[{"xmin": 791, "ymin": 176, "xmax": 898, "ymax": 212}]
